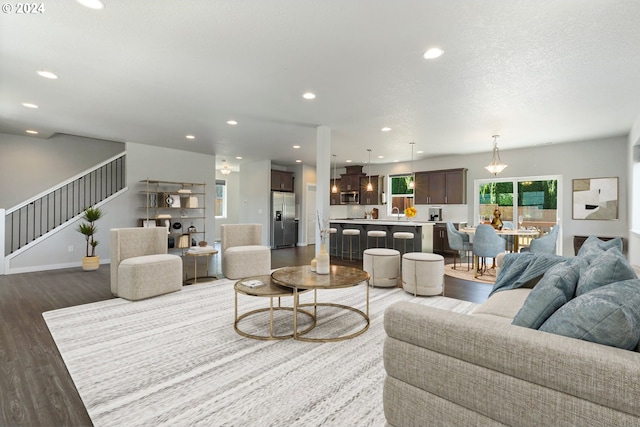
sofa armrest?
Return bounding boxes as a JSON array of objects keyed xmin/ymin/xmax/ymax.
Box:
[{"xmin": 384, "ymin": 301, "xmax": 640, "ymax": 419}]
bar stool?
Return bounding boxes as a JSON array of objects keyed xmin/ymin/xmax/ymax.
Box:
[
  {"xmin": 342, "ymin": 228, "xmax": 361, "ymax": 261},
  {"xmin": 367, "ymin": 230, "xmax": 387, "ymax": 248},
  {"xmin": 393, "ymin": 231, "xmax": 414, "ymax": 255},
  {"xmin": 329, "ymin": 227, "xmax": 338, "ymax": 256}
]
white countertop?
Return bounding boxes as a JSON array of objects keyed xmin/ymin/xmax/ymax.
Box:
[{"xmin": 329, "ymin": 219, "xmax": 435, "ymax": 226}]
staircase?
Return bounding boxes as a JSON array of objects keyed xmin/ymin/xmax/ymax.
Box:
[{"xmin": 4, "ymin": 153, "xmax": 126, "ymax": 256}]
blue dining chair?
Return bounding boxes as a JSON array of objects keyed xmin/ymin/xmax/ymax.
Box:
[
  {"xmin": 520, "ymin": 224, "xmax": 560, "ymax": 254},
  {"xmin": 472, "ymin": 224, "xmax": 506, "ymax": 277},
  {"xmin": 446, "ymin": 222, "xmax": 473, "ymax": 270}
]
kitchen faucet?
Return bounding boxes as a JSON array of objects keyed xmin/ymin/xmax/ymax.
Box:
[{"xmin": 391, "ymin": 207, "xmax": 400, "ymax": 222}]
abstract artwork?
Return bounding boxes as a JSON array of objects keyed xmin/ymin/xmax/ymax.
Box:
[{"xmin": 572, "ymin": 177, "xmax": 618, "ymax": 220}]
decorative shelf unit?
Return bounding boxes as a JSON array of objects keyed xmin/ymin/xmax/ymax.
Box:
[{"xmin": 140, "ymin": 179, "xmax": 207, "ymax": 249}]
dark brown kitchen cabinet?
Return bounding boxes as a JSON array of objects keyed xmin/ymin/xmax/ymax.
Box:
[
  {"xmin": 271, "ymin": 170, "xmax": 294, "ymax": 192},
  {"xmin": 340, "ymin": 174, "xmax": 360, "ymax": 191},
  {"xmin": 432, "ymin": 223, "xmax": 448, "ymax": 253},
  {"xmin": 414, "ymin": 168, "xmax": 466, "ymax": 204},
  {"xmin": 329, "ymin": 178, "xmax": 341, "ymax": 205},
  {"xmin": 359, "ymin": 175, "xmax": 380, "ymax": 205}
]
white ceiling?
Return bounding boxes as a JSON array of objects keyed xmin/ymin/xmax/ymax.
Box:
[{"xmin": 2, "ymin": 0, "xmax": 640, "ymax": 170}]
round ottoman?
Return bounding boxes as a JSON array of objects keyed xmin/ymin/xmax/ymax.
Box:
[
  {"xmin": 402, "ymin": 252, "xmax": 444, "ymax": 296},
  {"xmin": 363, "ymin": 248, "xmax": 400, "ymax": 288}
]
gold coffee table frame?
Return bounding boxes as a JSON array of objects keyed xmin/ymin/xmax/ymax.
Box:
[
  {"xmin": 271, "ymin": 265, "xmax": 370, "ymax": 342},
  {"xmin": 234, "ymin": 275, "xmax": 316, "ymax": 340}
]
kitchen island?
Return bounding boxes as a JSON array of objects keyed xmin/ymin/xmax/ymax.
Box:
[{"xmin": 329, "ymin": 219, "xmax": 435, "ymax": 260}]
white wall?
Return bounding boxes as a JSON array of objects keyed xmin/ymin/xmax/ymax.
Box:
[
  {"xmin": 628, "ymin": 111, "xmax": 640, "ymax": 266},
  {"xmin": 238, "ymin": 159, "xmax": 271, "ymax": 245},
  {"xmin": 0, "ymin": 133, "xmax": 125, "ymax": 209},
  {"xmin": 6, "ymin": 142, "xmax": 216, "ymax": 273}
]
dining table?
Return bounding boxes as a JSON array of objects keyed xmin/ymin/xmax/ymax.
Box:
[{"xmin": 459, "ymin": 226, "xmax": 540, "ymax": 253}]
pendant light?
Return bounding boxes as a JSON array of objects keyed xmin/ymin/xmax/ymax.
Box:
[
  {"xmin": 485, "ymin": 134, "xmax": 508, "ymax": 175},
  {"xmin": 331, "ymin": 154, "xmax": 338, "ymax": 193},
  {"xmin": 221, "ymin": 159, "xmax": 231, "ymax": 175},
  {"xmin": 366, "ymin": 149, "xmax": 373, "ymax": 191},
  {"xmin": 408, "ymin": 142, "xmax": 415, "ymax": 189}
]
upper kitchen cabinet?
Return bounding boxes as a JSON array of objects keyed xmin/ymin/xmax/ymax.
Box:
[
  {"xmin": 340, "ymin": 165, "xmax": 365, "ymax": 192},
  {"xmin": 329, "ymin": 178, "xmax": 341, "ymax": 205},
  {"xmin": 271, "ymin": 170, "xmax": 294, "ymax": 192},
  {"xmin": 414, "ymin": 168, "xmax": 467, "ymax": 204},
  {"xmin": 359, "ymin": 175, "xmax": 381, "ymax": 205}
]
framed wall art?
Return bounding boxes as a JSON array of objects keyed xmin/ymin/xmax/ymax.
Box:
[{"xmin": 572, "ymin": 177, "xmax": 618, "ymax": 220}]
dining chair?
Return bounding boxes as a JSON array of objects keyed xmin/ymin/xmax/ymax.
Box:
[
  {"xmin": 501, "ymin": 220, "xmax": 515, "ymax": 252},
  {"xmin": 472, "ymin": 224, "xmax": 506, "ymax": 278},
  {"xmin": 520, "ymin": 224, "xmax": 560, "ymax": 255},
  {"xmin": 445, "ymin": 222, "xmax": 472, "ymax": 270}
]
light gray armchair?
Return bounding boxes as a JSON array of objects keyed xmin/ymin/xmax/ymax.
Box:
[
  {"xmin": 521, "ymin": 224, "xmax": 560, "ymax": 254},
  {"xmin": 472, "ymin": 224, "xmax": 506, "ymax": 277},
  {"xmin": 445, "ymin": 222, "xmax": 472, "ymax": 270}
]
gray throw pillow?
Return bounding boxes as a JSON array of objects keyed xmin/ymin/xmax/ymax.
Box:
[
  {"xmin": 577, "ymin": 236, "xmax": 623, "ymax": 257},
  {"xmin": 539, "ymin": 279, "xmax": 640, "ymax": 350},
  {"xmin": 576, "ymin": 247, "xmax": 637, "ymax": 296},
  {"xmin": 512, "ymin": 258, "xmax": 583, "ymax": 329}
]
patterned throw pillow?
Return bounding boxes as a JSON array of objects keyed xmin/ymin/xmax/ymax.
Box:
[{"xmin": 575, "ymin": 247, "xmax": 637, "ymax": 296}]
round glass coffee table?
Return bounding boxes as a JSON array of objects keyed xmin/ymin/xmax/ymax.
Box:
[
  {"xmin": 234, "ymin": 275, "xmax": 315, "ymax": 340},
  {"xmin": 271, "ymin": 265, "xmax": 370, "ymax": 342}
]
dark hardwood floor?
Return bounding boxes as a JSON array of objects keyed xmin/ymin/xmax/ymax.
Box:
[{"xmin": 0, "ymin": 245, "xmax": 489, "ymax": 427}]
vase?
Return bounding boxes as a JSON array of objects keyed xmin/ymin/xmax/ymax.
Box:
[{"xmin": 316, "ymin": 243, "xmax": 330, "ymax": 274}]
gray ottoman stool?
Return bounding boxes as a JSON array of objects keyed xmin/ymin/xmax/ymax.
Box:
[
  {"xmin": 402, "ymin": 252, "xmax": 444, "ymax": 296},
  {"xmin": 363, "ymin": 248, "xmax": 400, "ymax": 288}
]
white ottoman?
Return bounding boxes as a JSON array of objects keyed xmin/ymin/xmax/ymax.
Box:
[
  {"xmin": 402, "ymin": 252, "xmax": 444, "ymax": 296},
  {"xmin": 363, "ymin": 248, "xmax": 400, "ymax": 288}
]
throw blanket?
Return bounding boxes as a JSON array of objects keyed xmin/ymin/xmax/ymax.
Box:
[{"xmin": 490, "ymin": 252, "xmax": 567, "ymax": 297}]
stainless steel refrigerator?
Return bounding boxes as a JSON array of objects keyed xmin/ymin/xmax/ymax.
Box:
[{"xmin": 270, "ymin": 191, "xmax": 296, "ymax": 248}]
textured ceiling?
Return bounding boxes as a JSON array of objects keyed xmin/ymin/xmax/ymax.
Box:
[{"xmin": 1, "ymin": 0, "xmax": 640, "ymax": 170}]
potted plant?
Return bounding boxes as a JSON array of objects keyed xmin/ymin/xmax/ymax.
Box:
[{"xmin": 77, "ymin": 206, "xmax": 104, "ymax": 271}]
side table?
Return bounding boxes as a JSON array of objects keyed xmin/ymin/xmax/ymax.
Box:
[{"xmin": 184, "ymin": 248, "xmax": 218, "ymax": 285}]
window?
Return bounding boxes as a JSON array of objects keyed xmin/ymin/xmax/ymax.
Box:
[
  {"xmin": 475, "ymin": 175, "xmax": 561, "ymax": 235},
  {"xmin": 388, "ymin": 174, "xmax": 413, "ymax": 216},
  {"xmin": 215, "ymin": 179, "xmax": 227, "ymax": 218}
]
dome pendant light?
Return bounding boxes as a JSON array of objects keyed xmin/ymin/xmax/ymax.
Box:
[
  {"xmin": 408, "ymin": 142, "xmax": 415, "ymax": 189},
  {"xmin": 485, "ymin": 135, "xmax": 508, "ymax": 175},
  {"xmin": 366, "ymin": 149, "xmax": 373, "ymax": 192},
  {"xmin": 331, "ymin": 154, "xmax": 338, "ymax": 193}
]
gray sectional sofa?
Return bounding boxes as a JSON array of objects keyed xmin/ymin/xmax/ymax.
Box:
[{"xmin": 383, "ymin": 237, "xmax": 640, "ymax": 427}]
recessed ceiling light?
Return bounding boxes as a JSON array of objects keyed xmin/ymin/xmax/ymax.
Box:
[
  {"xmin": 26, "ymin": 130, "xmax": 38, "ymax": 134},
  {"xmin": 381, "ymin": 127, "xmax": 391, "ymax": 132},
  {"xmin": 186, "ymin": 135, "xmax": 195, "ymax": 140},
  {"xmin": 76, "ymin": 0, "xmax": 104, "ymax": 9},
  {"xmin": 22, "ymin": 103, "xmax": 38, "ymax": 109},
  {"xmin": 227, "ymin": 120, "xmax": 238, "ymax": 125},
  {"xmin": 417, "ymin": 150, "xmax": 424, "ymax": 154},
  {"xmin": 377, "ymin": 155, "xmax": 384, "ymax": 159},
  {"xmin": 293, "ymin": 145, "xmax": 300, "ymax": 149},
  {"xmin": 393, "ymin": 160, "xmax": 399, "ymax": 163},
  {"xmin": 236, "ymin": 156, "xmax": 242, "ymax": 160},
  {"xmin": 295, "ymin": 159, "xmax": 302, "ymax": 163},
  {"xmin": 423, "ymin": 47, "xmax": 444, "ymax": 59},
  {"xmin": 37, "ymin": 70, "xmax": 58, "ymax": 79},
  {"xmin": 302, "ymin": 92, "xmax": 316, "ymax": 100},
  {"xmin": 346, "ymin": 159, "xmax": 352, "ymax": 163}
]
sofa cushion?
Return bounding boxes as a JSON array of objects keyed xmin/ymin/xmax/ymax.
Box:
[
  {"xmin": 575, "ymin": 247, "xmax": 637, "ymax": 296},
  {"xmin": 512, "ymin": 258, "xmax": 584, "ymax": 329},
  {"xmin": 539, "ymin": 279, "xmax": 640, "ymax": 350},
  {"xmin": 472, "ymin": 288, "xmax": 532, "ymax": 323}
]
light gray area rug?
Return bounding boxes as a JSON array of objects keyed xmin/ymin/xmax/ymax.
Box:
[{"xmin": 44, "ymin": 278, "xmax": 478, "ymax": 427}]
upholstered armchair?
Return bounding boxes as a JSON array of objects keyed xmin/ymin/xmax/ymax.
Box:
[
  {"xmin": 445, "ymin": 222, "xmax": 472, "ymax": 270},
  {"xmin": 221, "ymin": 223, "xmax": 271, "ymax": 279},
  {"xmin": 472, "ymin": 224, "xmax": 506, "ymax": 277},
  {"xmin": 110, "ymin": 227, "xmax": 183, "ymax": 300},
  {"xmin": 521, "ymin": 224, "xmax": 560, "ymax": 254}
]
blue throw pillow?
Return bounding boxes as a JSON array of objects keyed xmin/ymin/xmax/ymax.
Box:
[
  {"xmin": 577, "ymin": 236, "xmax": 623, "ymax": 257},
  {"xmin": 512, "ymin": 258, "xmax": 584, "ymax": 329},
  {"xmin": 576, "ymin": 247, "xmax": 637, "ymax": 296},
  {"xmin": 539, "ymin": 279, "xmax": 640, "ymax": 350}
]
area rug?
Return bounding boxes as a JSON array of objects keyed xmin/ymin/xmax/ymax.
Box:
[
  {"xmin": 44, "ymin": 278, "xmax": 478, "ymax": 427},
  {"xmin": 444, "ymin": 262, "xmax": 497, "ymax": 284}
]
